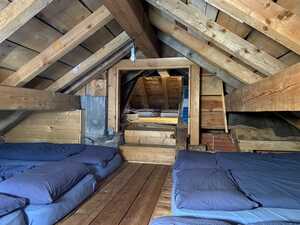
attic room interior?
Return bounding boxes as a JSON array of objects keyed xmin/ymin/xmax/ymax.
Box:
[{"xmin": 0, "ymin": 0, "xmax": 300, "ymax": 225}]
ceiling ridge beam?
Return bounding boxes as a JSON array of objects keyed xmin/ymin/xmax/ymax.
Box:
[
  {"xmin": 103, "ymin": 0, "xmax": 159, "ymax": 58},
  {"xmin": 146, "ymin": 0, "xmax": 287, "ymax": 76},
  {"xmin": 0, "ymin": 0, "xmax": 55, "ymax": 44},
  {"xmin": 1, "ymin": 5, "xmax": 113, "ymax": 87}
]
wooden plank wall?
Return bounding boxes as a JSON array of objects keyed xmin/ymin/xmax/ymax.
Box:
[
  {"xmin": 81, "ymin": 96, "xmax": 107, "ymax": 144},
  {"xmin": 3, "ymin": 111, "xmax": 82, "ymax": 143},
  {"xmin": 201, "ymin": 75, "xmax": 226, "ymax": 130}
]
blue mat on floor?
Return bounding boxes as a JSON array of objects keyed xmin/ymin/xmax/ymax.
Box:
[
  {"xmin": 24, "ymin": 174, "xmax": 96, "ymax": 225},
  {"xmin": 0, "ymin": 211, "xmax": 26, "ymax": 225}
]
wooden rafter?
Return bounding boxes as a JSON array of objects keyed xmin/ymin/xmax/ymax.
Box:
[
  {"xmin": 158, "ymin": 32, "xmax": 242, "ymax": 90},
  {"xmin": 0, "ymin": 0, "xmax": 54, "ymax": 44},
  {"xmin": 0, "ymin": 85, "xmax": 80, "ymax": 111},
  {"xmin": 149, "ymin": 9, "xmax": 262, "ymax": 84},
  {"xmin": 206, "ymin": 0, "xmax": 300, "ymax": 55},
  {"xmin": 0, "ymin": 43, "xmax": 132, "ymax": 135},
  {"xmin": 46, "ymin": 32, "xmax": 131, "ymax": 92},
  {"xmin": 1, "ymin": 5, "xmax": 113, "ymax": 87},
  {"xmin": 103, "ymin": 0, "xmax": 159, "ymax": 58},
  {"xmin": 226, "ymin": 63, "xmax": 300, "ymax": 112},
  {"xmin": 146, "ymin": 0, "xmax": 287, "ymax": 76},
  {"xmin": 64, "ymin": 43, "xmax": 132, "ymax": 94}
]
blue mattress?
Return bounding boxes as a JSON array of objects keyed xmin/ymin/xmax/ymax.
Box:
[
  {"xmin": 0, "ymin": 153, "xmax": 123, "ymax": 180},
  {"xmin": 24, "ymin": 174, "xmax": 96, "ymax": 225},
  {"xmin": 172, "ymin": 189, "xmax": 300, "ymax": 224},
  {"xmin": 150, "ymin": 216, "xmax": 233, "ymax": 225},
  {"xmin": 87, "ymin": 153, "xmax": 122, "ymax": 179},
  {"xmin": 172, "ymin": 151, "xmax": 300, "ymax": 224},
  {"xmin": 0, "ymin": 211, "xmax": 26, "ymax": 225}
]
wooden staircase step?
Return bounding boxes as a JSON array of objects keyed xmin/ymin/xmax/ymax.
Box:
[
  {"xmin": 124, "ymin": 129, "xmax": 176, "ymax": 146},
  {"xmin": 119, "ymin": 144, "xmax": 176, "ymax": 165}
]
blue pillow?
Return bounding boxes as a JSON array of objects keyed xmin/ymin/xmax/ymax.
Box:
[
  {"xmin": 231, "ymin": 170, "xmax": 300, "ymax": 209},
  {"xmin": 0, "ymin": 194, "xmax": 27, "ymax": 217},
  {"xmin": 66, "ymin": 145, "xmax": 117, "ymax": 167},
  {"xmin": 174, "ymin": 169, "xmax": 258, "ymax": 211},
  {"xmin": 174, "ymin": 151, "xmax": 217, "ymax": 171},
  {"xmin": 0, "ymin": 162, "xmax": 89, "ymax": 204},
  {"xmin": 151, "ymin": 216, "xmax": 233, "ymax": 225},
  {"xmin": 0, "ymin": 165, "xmax": 34, "ymax": 180},
  {"xmin": 0, "ymin": 143, "xmax": 85, "ymax": 161}
]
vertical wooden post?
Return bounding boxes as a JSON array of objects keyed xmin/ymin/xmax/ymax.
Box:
[
  {"xmin": 115, "ymin": 69, "xmax": 120, "ymax": 132},
  {"xmin": 189, "ymin": 65, "xmax": 201, "ymax": 145},
  {"xmin": 108, "ymin": 67, "xmax": 118, "ymax": 132},
  {"xmin": 221, "ymin": 84, "xmax": 228, "ymax": 133}
]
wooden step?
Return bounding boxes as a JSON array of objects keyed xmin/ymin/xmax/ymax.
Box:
[
  {"xmin": 124, "ymin": 128, "xmax": 176, "ymax": 146},
  {"xmin": 119, "ymin": 144, "xmax": 176, "ymax": 165}
]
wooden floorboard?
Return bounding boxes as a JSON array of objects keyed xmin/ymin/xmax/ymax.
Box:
[
  {"xmin": 119, "ymin": 166, "xmax": 169, "ymax": 225},
  {"xmin": 58, "ymin": 163, "xmax": 171, "ymax": 225},
  {"xmin": 151, "ymin": 169, "xmax": 172, "ymax": 219}
]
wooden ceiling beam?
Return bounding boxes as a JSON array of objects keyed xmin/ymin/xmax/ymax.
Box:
[
  {"xmin": 1, "ymin": 5, "xmax": 113, "ymax": 87},
  {"xmin": 116, "ymin": 57, "xmax": 193, "ymax": 71},
  {"xmin": 206, "ymin": 0, "xmax": 300, "ymax": 55},
  {"xmin": 226, "ymin": 63, "xmax": 300, "ymax": 112},
  {"xmin": 146, "ymin": 0, "xmax": 287, "ymax": 76},
  {"xmin": 65, "ymin": 42, "xmax": 133, "ymax": 94},
  {"xmin": 0, "ymin": 85, "xmax": 80, "ymax": 111},
  {"xmin": 149, "ymin": 9, "xmax": 262, "ymax": 85},
  {"xmin": 46, "ymin": 32, "xmax": 131, "ymax": 92},
  {"xmin": 103, "ymin": 0, "xmax": 159, "ymax": 58},
  {"xmin": 0, "ymin": 0, "xmax": 55, "ymax": 44},
  {"xmin": 158, "ymin": 32, "xmax": 242, "ymax": 91}
]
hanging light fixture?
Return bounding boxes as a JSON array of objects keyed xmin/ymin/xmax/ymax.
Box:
[{"xmin": 130, "ymin": 41, "xmax": 136, "ymax": 63}]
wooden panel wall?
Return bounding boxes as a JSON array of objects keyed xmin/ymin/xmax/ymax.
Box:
[
  {"xmin": 4, "ymin": 111, "xmax": 82, "ymax": 143},
  {"xmin": 201, "ymin": 75, "xmax": 226, "ymax": 130}
]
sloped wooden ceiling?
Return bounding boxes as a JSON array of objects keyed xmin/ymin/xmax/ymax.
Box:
[
  {"xmin": 0, "ymin": 0, "xmax": 133, "ymax": 134},
  {"xmin": 0, "ymin": 0, "xmax": 300, "ymax": 133},
  {"xmin": 0, "ymin": 0, "xmax": 124, "ymax": 87}
]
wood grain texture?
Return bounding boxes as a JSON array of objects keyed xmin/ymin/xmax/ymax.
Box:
[
  {"xmin": 189, "ymin": 65, "xmax": 201, "ymax": 145},
  {"xmin": 149, "ymin": 9, "xmax": 263, "ymax": 84},
  {"xmin": 0, "ymin": 85, "xmax": 80, "ymax": 111},
  {"xmin": 4, "ymin": 111, "xmax": 82, "ymax": 143},
  {"xmin": 146, "ymin": 0, "xmax": 286, "ymax": 76},
  {"xmin": 120, "ymin": 144, "xmax": 176, "ymax": 165},
  {"xmin": 207, "ymin": 0, "xmax": 300, "ymax": 55},
  {"xmin": 116, "ymin": 57, "xmax": 192, "ymax": 71},
  {"xmin": 46, "ymin": 32, "xmax": 130, "ymax": 92},
  {"xmin": 2, "ymin": 6, "xmax": 113, "ymax": 87},
  {"xmin": 103, "ymin": 0, "xmax": 159, "ymax": 58},
  {"xmin": 226, "ymin": 63, "xmax": 300, "ymax": 112},
  {"xmin": 0, "ymin": 0, "xmax": 54, "ymax": 44}
]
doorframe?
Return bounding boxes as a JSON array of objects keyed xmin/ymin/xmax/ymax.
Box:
[{"xmin": 107, "ymin": 57, "xmax": 201, "ymax": 145}]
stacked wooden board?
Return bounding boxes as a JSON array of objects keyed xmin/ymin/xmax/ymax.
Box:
[{"xmin": 200, "ymin": 75, "xmax": 227, "ymax": 130}]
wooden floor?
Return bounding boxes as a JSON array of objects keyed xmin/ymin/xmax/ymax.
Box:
[{"xmin": 58, "ymin": 163, "xmax": 172, "ymax": 225}]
